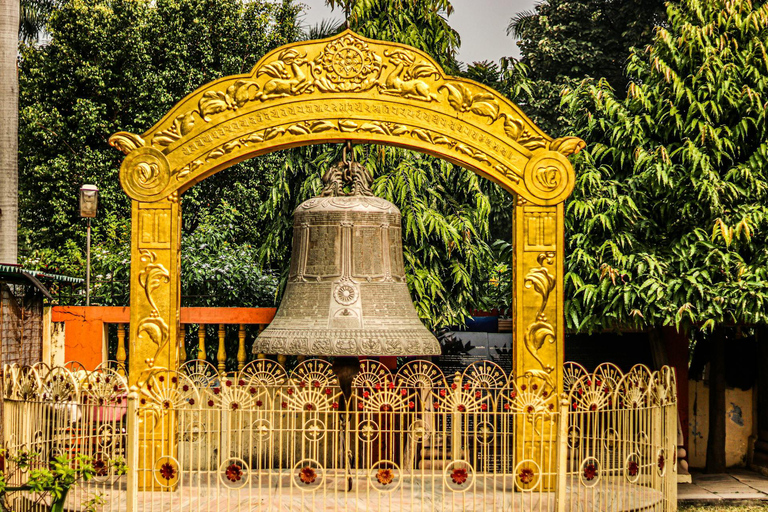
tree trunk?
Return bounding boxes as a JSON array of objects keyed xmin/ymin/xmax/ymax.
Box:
[
  {"xmin": 706, "ymin": 326, "xmax": 727, "ymax": 473},
  {"xmin": 754, "ymin": 325, "xmax": 768, "ymax": 468},
  {"xmin": 0, "ymin": 0, "xmax": 19, "ymax": 264}
]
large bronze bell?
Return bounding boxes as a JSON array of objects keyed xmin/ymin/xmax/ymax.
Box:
[{"xmin": 253, "ymin": 158, "xmax": 440, "ymax": 358}]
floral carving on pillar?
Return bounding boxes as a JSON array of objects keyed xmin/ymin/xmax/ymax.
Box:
[
  {"xmin": 523, "ymin": 252, "xmax": 557, "ymax": 384},
  {"xmin": 136, "ymin": 249, "xmax": 171, "ymax": 367}
]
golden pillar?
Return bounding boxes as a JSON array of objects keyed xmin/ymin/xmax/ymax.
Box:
[
  {"xmin": 129, "ymin": 195, "xmax": 182, "ymax": 490},
  {"xmin": 512, "ymin": 198, "xmax": 564, "ymax": 491}
]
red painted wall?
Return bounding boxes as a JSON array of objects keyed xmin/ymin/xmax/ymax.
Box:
[{"xmin": 51, "ymin": 306, "xmax": 276, "ymax": 370}]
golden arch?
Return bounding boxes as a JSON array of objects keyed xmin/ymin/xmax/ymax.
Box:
[
  {"xmin": 112, "ymin": 30, "xmax": 583, "ymax": 206},
  {"xmin": 113, "ymin": 30, "xmax": 583, "ymax": 492}
]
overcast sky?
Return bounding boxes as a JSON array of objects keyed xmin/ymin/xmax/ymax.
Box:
[{"xmin": 297, "ymin": 0, "xmax": 540, "ymax": 65}]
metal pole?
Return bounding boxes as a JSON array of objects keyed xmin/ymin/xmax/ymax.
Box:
[
  {"xmin": 86, "ymin": 218, "xmax": 91, "ymax": 306},
  {"xmin": 554, "ymin": 397, "xmax": 569, "ymax": 512},
  {"xmin": 126, "ymin": 387, "xmax": 139, "ymax": 512}
]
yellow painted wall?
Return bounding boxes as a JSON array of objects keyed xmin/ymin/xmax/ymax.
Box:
[{"xmin": 688, "ymin": 380, "xmax": 753, "ymax": 468}]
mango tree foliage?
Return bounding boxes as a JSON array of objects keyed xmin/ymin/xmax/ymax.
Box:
[
  {"xmin": 17, "ymin": 0, "xmax": 301, "ymax": 303},
  {"xmin": 563, "ymin": 0, "xmax": 768, "ymax": 332}
]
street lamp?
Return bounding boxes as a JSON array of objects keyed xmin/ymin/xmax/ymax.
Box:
[{"xmin": 79, "ymin": 184, "xmax": 98, "ymax": 306}]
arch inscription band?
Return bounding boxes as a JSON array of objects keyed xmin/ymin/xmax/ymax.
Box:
[{"xmin": 112, "ymin": 30, "xmax": 583, "ymax": 206}]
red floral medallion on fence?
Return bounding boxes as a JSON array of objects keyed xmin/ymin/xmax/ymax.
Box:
[
  {"xmin": 226, "ymin": 463, "xmax": 243, "ymax": 482},
  {"xmin": 451, "ymin": 467, "xmax": 468, "ymax": 485},
  {"xmin": 658, "ymin": 453, "xmax": 665, "ymax": 472},
  {"xmin": 518, "ymin": 467, "xmax": 535, "ymax": 484},
  {"xmin": 376, "ymin": 468, "xmax": 394, "ymax": 485},
  {"xmin": 93, "ymin": 458, "xmax": 108, "ymax": 477},
  {"xmin": 583, "ymin": 463, "xmax": 597, "ymax": 481},
  {"xmin": 159, "ymin": 462, "xmax": 176, "ymax": 481},
  {"xmin": 299, "ymin": 466, "xmax": 317, "ymax": 484},
  {"xmin": 628, "ymin": 460, "xmax": 639, "ymax": 477}
]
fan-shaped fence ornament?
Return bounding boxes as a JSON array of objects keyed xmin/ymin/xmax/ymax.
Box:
[
  {"xmin": 355, "ymin": 380, "xmax": 410, "ymax": 413},
  {"xmin": 42, "ymin": 366, "xmax": 79, "ymax": 402},
  {"xmin": 19, "ymin": 365, "xmax": 43, "ymax": 400},
  {"xmin": 499, "ymin": 373, "xmax": 555, "ymax": 415},
  {"xmin": 652, "ymin": 365, "xmax": 676, "ymax": 405},
  {"xmin": 615, "ymin": 365, "xmax": 653, "ymax": 409},
  {"xmin": 433, "ymin": 376, "xmax": 493, "ymax": 415},
  {"xmin": 2, "ymin": 364, "xmax": 22, "ymax": 400},
  {"xmin": 279, "ymin": 372, "xmax": 341, "ymax": 413},
  {"xmin": 179, "ymin": 359, "xmax": 219, "ymax": 389},
  {"xmin": 82, "ymin": 368, "xmax": 128, "ymax": 405},
  {"xmin": 462, "ymin": 360, "xmax": 508, "ymax": 390},
  {"xmin": 140, "ymin": 369, "xmax": 200, "ymax": 411},
  {"xmin": 568, "ymin": 372, "xmax": 613, "ymax": 412},
  {"xmin": 396, "ymin": 360, "xmax": 445, "ymax": 389},
  {"xmin": 352, "ymin": 359, "xmax": 392, "ymax": 389},
  {"xmin": 238, "ymin": 358, "xmax": 288, "ymax": 387},
  {"xmin": 562, "ymin": 361, "xmax": 587, "ymax": 395},
  {"xmin": 593, "ymin": 362, "xmax": 623, "ymax": 394},
  {"xmin": 290, "ymin": 359, "xmax": 337, "ymax": 388},
  {"xmin": 207, "ymin": 374, "xmax": 264, "ymax": 411}
]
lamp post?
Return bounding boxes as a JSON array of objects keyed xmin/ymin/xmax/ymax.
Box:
[{"xmin": 79, "ymin": 184, "xmax": 98, "ymax": 306}]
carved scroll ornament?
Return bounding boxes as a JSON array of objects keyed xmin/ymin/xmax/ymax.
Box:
[
  {"xmin": 136, "ymin": 250, "xmax": 171, "ymax": 368},
  {"xmin": 523, "ymin": 253, "xmax": 557, "ymax": 383}
]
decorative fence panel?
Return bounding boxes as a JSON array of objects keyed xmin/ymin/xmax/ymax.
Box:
[
  {"xmin": 2, "ymin": 360, "xmax": 677, "ymax": 512},
  {"xmin": 2, "ymin": 362, "xmax": 128, "ymax": 512}
]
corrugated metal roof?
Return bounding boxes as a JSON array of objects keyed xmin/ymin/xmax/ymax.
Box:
[{"xmin": 0, "ymin": 264, "xmax": 84, "ymax": 283}]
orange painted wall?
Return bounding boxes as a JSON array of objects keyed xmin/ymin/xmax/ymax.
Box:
[{"xmin": 51, "ymin": 306, "xmax": 276, "ymax": 370}]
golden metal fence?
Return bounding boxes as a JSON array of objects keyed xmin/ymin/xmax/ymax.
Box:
[{"xmin": 2, "ymin": 360, "xmax": 677, "ymax": 512}]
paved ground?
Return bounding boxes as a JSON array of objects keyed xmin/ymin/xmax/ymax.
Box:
[{"xmin": 679, "ymin": 468, "xmax": 768, "ymax": 503}]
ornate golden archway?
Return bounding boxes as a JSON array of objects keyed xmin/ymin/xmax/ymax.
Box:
[
  {"xmin": 112, "ymin": 29, "xmax": 583, "ymax": 492},
  {"xmin": 112, "ymin": 29, "xmax": 583, "ymax": 393}
]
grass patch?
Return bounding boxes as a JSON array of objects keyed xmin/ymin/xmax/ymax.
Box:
[{"xmin": 679, "ymin": 505, "xmax": 768, "ymax": 511}]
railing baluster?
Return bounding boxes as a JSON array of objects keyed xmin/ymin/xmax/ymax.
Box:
[
  {"xmin": 178, "ymin": 323, "xmax": 186, "ymax": 364},
  {"xmin": 197, "ymin": 324, "xmax": 206, "ymax": 361},
  {"xmin": 256, "ymin": 324, "xmax": 266, "ymax": 359},
  {"xmin": 116, "ymin": 323, "xmax": 127, "ymax": 375},
  {"xmin": 217, "ymin": 323, "xmax": 227, "ymax": 374},
  {"xmin": 555, "ymin": 397, "xmax": 569, "ymax": 512},
  {"xmin": 237, "ymin": 324, "xmax": 246, "ymax": 370}
]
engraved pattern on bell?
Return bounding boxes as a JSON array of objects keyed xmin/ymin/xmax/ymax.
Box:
[
  {"xmin": 254, "ymin": 160, "xmax": 440, "ymax": 357},
  {"xmin": 335, "ymin": 284, "xmax": 358, "ymax": 305}
]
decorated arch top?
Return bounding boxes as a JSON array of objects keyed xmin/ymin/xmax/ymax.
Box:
[{"xmin": 111, "ymin": 30, "xmax": 584, "ymax": 205}]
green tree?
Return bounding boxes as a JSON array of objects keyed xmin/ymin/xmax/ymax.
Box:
[
  {"xmin": 562, "ymin": 0, "xmax": 768, "ymax": 471},
  {"xmin": 19, "ymin": 0, "xmax": 61, "ymax": 41},
  {"xmin": 509, "ymin": 0, "xmax": 665, "ymax": 134},
  {"xmin": 17, "ymin": 0, "xmax": 301, "ymax": 303}
]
